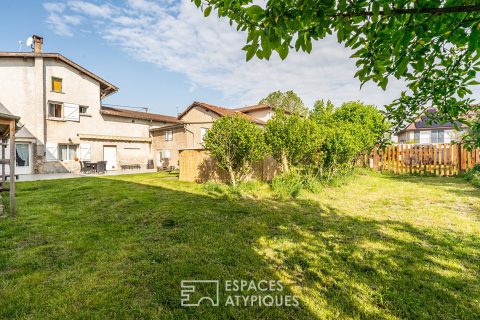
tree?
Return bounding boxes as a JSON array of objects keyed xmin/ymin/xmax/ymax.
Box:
[
  {"xmin": 333, "ymin": 101, "xmax": 391, "ymax": 152},
  {"xmin": 462, "ymin": 114, "xmax": 480, "ymax": 149},
  {"xmin": 310, "ymin": 99, "xmax": 335, "ymax": 126},
  {"xmin": 265, "ymin": 111, "xmax": 322, "ymax": 173},
  {"xmin": 194, "ymin": 1, "xmax": 480, "ymax": 136},
  {"xmin": 204, "ymin": 116, "xmax": 267, "ymax": 185},
  {"xmin": 259, "ymin": 90, "xmax": 308, "ymax": 115},
  {"xmin": 311, "ymin": 100, "xmax": 389, "ymax": 178}
]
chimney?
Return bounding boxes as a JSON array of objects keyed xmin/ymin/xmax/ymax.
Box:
[{"xmin": 32, "ymin": 35, "xmax": 43, "ymax": 53}]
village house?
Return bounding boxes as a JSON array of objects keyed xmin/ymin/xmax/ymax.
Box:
[
  {"xmin": 150, "ymin": 101, "xmax": 276, "ymax": 169},
  {"xmin": 397, "ymin": 109, "xmax": 468, "ymax": 144},
  {"xmin": 0, "ymin": 35, "xmax": 180, "ymax": 174}
]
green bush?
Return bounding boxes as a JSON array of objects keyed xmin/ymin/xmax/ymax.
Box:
[
  {"xmin": 203, "ymin": 181, "xmax": 227, "ymax": 195},
  {"xmin": 302, "ymin": 173, "xmax": 323, "ymax": 193},
  {"xmin": 271, "ymin": 171, "xmax": 304, "ymax": 199},
  {"xmin": 465, "ymin": 164, "xmax": 480, "ymax": 188}
]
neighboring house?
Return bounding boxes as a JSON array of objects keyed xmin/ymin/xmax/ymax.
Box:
[
  {"xmin": 234, "ymin": 104, "xmax": 291, "ymax": 122},
  {"xmin": 0, "ymin": 35, "xmax": 178, "ymax": 174},
  {"xmin": 397, "ymin": 109, "xmax": 467, "ymax": 144},
  {"xmin": 151, "ymin": 101, "xmax": 267, "ymax": 168}
]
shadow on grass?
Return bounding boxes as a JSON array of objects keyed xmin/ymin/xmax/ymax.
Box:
[
  {"xmin": 382, "ymin": 173, "xmax": 480, "ymax": 199},
  {"xmin": 0, "ymin": 174, "xmax": 479, "ymax": 319}
]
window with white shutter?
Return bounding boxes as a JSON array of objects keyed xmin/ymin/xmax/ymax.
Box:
[
  {"xmin": 79, "ymin": 144, "xmax": 91, "ymax": 160},
  {"xmin": 64, "ymin": 103, "xmax": 80, "ymax": 122},
  {"xmin": 46, "ymin": 143, "xmax": 58, "ymax": 161}
]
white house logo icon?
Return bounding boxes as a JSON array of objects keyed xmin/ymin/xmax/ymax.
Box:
[{"xmin": 180, "ymin": 280, "xmax": 220, "ymax": 307}]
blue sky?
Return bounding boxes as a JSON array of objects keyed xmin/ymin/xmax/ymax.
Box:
[{"xmin": 1, "ymin": 0, "xmax": 409, "ymax": 116}]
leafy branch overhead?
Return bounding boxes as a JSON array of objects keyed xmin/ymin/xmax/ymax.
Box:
[{"xmin": 193, "ymin": 0, "xmax": 480, "ymax": 137}]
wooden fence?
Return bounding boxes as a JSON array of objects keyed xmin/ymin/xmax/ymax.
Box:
[
  {"xmin": 179, "ymin": 149, "xmax": 279, "ymax": 183},
  {"xmin": 370, "ymin": 144, "xmax": 480, "ymax": 176}
]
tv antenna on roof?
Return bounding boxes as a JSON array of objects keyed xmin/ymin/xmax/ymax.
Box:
[
  {"xmin": 18, "ymin": 41, "xmax": 23, "ymax": 52},
  {"xmin": 26, "ymin": 37, "xmax": 33, "ymax": 50}
]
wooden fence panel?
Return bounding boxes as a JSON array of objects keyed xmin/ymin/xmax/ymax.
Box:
[{"xmin": 371, "ymin": 144, "xmax": 479, "ymax": 177}]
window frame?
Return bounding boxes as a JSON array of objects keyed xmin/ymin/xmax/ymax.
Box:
[
  {"xmin": 164, "ymin": 149, "xmax": 171, "ymax": 159},
  {"xmin": 413, "ymin": 131, "xmax": 420, "ymax": 144},
  {"xmin": 431, "ymin": 130, "xmax": 445, "ymax": 144},
  {"xmin": 200, "ymin": 127, "xmax": 208, "ymax": 143},
  {"xmin": 58, "ymin": 144, "xmax": 78, "ymax": 161},
  {"xmin": 79, "ymin": 105, "xmax": 89, "ymax": 115},
  {"xmin": 48, "ymin": 102, "xmax": 63, "ymax": 119},
  {"xmin": 165, "ymin": 130, "xmax": 173, "ymax": 141},
  {"xmin": 51, "ymin": 77, "xmax": 63, "ymax": 93}
]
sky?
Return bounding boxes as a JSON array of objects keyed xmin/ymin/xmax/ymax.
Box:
[{"xmin": 0, "ymin": 0, "xmax": 409, "ymax": 116}]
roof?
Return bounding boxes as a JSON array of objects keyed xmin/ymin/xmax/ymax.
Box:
[
  {"xmin": 178, "ymin": 101, "xmax": 265, "ymax": 125},
  {"xmin": 234, "ymin": 104, "xmax": 292, "ymax": 114},
  {"xmin": 101, "ymin": 106, "xmax": 182, "ymax": 124},
  {"xmin": 150, "ymin": 123, "xmax": 185, "ymax": 132},
  {"xmin": 0, "ymin": 52, "xmax": 118, "ymax": 98},
  {"xmin": 398, "ymin": 109, "xmax": 466, "ymax": 133}
]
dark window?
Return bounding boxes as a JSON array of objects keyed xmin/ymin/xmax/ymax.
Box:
[
  {"xmin": 79, "ymin": 106, "xmax": 89, "ymax": 114},
  {"xmin": 414, "ymin": 131, "xmax": 420, "ymax": 144},
  {"xmin": 48, "ymin": 102, "xmax": 63, "ymax": 118},
  {"xmin": 431, "ymin": 130, "xmax": 444, "ymax": 143}
]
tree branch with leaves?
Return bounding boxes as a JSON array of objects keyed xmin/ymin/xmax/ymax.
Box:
[{"xmin": 193, "ymin": 0, "xmax": 480, "ymax": 145}]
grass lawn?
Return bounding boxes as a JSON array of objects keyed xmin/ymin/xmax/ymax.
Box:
[{"xmin": 0, "ymin": 171, "xmax": 479, "ymax": 319}]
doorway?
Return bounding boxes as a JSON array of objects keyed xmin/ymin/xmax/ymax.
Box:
[{"xmin": 103, "ymin": 146, "xmax": 117, "ymax": 170}]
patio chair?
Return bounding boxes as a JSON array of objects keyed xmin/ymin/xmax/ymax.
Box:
[
  {"xmin": 96, "ymin": 161, "xmax": 107, "ymax": 174},
  {"xmin": 80, "ymin": 161, "xmax": 91, "ymax": 174}
]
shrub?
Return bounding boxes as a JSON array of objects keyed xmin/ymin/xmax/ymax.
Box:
[
  {"xmin": 271, "ymin": 171, "xmax": 304, "ymax": 199},
  {"xmin": 204, "ymin": 115, "xmax": 268, "ymax": 185},
  {"xmin": 465, "ymin": 164, "xmax": 480, "ymax": 188},
  {"xmin": 265, "ymin": 111, "xmax": 322, "ymax": 173}
]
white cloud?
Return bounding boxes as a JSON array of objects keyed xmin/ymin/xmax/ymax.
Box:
[
  {"xmin": 43, "ymin": 0, "xmax": 406, "ymax": 108},
  {"xmin": 68, "ymin": 1, "xmax": 115, "ymax": 18},
  {"xmin": 43, "ymin": 2, "xmax": 82, "ymax": 37}
]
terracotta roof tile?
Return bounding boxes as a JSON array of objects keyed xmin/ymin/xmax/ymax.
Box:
[
  {"xmin": 179, "ymin": 101, "xmax": 265, "ymax": 125},
  {"xmin": 101, "ymin": 106, "xmax": 182, "ymax": 123}
]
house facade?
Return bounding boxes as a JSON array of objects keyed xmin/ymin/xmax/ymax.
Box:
[
  {"xmin": 0, "ymin": 35, "xmax": 178, "ymax": 174},
  {"xmin": 151, "ymin": 101, "xmax": 268, "ymax": 169},
  {"xmin": 397, "ymin": 109, "xmax": 467, "ymax": 144}
]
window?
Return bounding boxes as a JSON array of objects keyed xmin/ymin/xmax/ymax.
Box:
[
  {"xmin": 414, "ymin": 131, "xmax": 420, "ymax": 144},
  {"xmin": 58, "ymin": 144, "xmax": 78, "ymax": 161},
  {"xmin": 48, "ymin": 102, "xmax": 63, "ymax": 118},
  {"xmin": 164, "ymin": 150, "xmax": 171, "ymax": 159},
  {"xmin": 79, "ymin": 106, "xmax": 89, "ymax": 114},
  {"xmin": 431, "ymin": 130, "xmax": 444, "ymax": 143},
  {"xmin": 16, "ymin": 143, "xmax": 29, "ymax": 167},
  {"xmin": 165, "ymin": 130, "xmax": 173, "ymax": 141},
  {"xmin": 52, "ymin": 77, "xmax": 63, "ymax": 93},
  {"xmin": 200, "ymin": 127, "xmax": 208, "ymax": 143}
]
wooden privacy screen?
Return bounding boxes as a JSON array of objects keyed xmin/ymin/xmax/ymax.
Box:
[{"xmin": 370, "ymin": 144, "xmax": 480, "ymax": 176}]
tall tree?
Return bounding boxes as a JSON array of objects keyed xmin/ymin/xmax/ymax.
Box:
[
  {"xmin": 259, "ymin": 90, "xmax": 308, "ymax": 114},
  {"xmin": 194, "ymin": 1, "xmax": 480, "ymax": 136},
  {"xmin": 310, "ymin": 99, "xmax": 336, "ymax": 125},
  {"xmin": 204, "ymin": 116, "xmax": 267, "ymax": 185},
  {"xmin": 265, "ymin": 111, "xmax": 322, "ymax": 172}
]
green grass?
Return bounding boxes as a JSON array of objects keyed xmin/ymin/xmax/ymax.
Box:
[{"xmin": 0, "ymin": 171, "xmax": 479, "ymax": 319}]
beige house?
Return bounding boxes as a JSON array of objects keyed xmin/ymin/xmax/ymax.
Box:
[
  {"xmin": 151, "ymin": 101, "xmax": 270, "ymax": 169},
  {"xmin": 397, "ymin": 109, "xmax": 467, "ymax": 144},
  {"xmin": 0, "ymin": 35, "xmax": 179, "ymax": 174}
]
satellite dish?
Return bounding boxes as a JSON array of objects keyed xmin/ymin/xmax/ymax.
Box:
[{"xmin": 26, "ymin": 37, "xmax": 33, "ymax": 48}]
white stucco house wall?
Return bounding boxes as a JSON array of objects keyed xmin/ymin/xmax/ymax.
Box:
[{"xmin": 0, "ymin": 35, "xmax": 180, "ymax": 174}]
